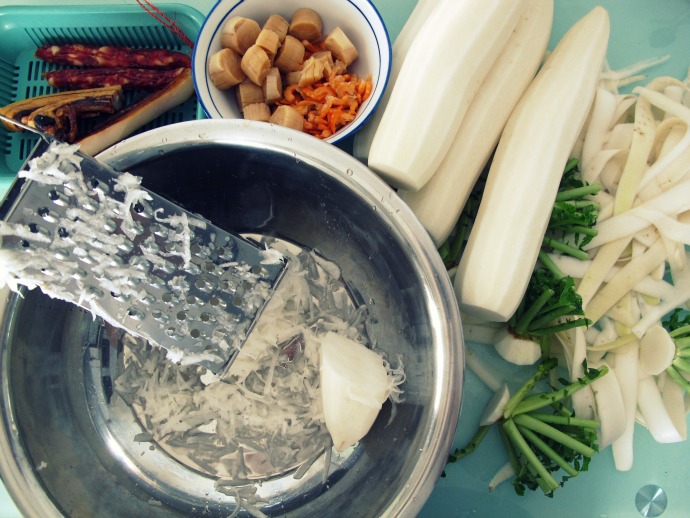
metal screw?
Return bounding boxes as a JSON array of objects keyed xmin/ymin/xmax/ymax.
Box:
[{"xmin": 636, "ymin": 484, "xmax": 667, "ymax": 517}]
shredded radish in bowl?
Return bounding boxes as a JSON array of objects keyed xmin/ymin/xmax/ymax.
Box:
[{"xmin": 112, "ymin": 240, "xmax": 405, "ymax": 481}]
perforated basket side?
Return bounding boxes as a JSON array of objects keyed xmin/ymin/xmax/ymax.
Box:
[{"xmin": 0, "ymin": 4, "xmax": 205, "ymax": 182}]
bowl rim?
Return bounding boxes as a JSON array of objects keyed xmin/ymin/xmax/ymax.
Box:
[
  {"xmin": 191, "ymin": 0, "xmax": 392, "ymax": 144},
  {"xmin": 0, "ymin": 118, "xmax": 463, "ymax": 518}
]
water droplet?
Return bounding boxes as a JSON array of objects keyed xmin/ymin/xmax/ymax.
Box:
[{"xmin": 345, "ymin": 169, "xmax": 353, "ymax": 176}]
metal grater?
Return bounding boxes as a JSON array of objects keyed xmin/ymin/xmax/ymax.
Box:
[{"xmin": 0, "ymin": 130, "xmax": 287, "ymax": 375}]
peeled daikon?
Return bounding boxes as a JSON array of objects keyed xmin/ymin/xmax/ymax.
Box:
[{"xmin": 319, "ymin": 331, "xmax": 396, "ymax": 452}]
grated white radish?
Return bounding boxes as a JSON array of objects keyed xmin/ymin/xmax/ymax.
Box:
[{"xmin": 113, "ymin": 242, "xmax": 405, "ymax": 482}]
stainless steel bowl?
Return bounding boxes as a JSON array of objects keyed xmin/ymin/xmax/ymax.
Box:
[{"xmin": 0, "ymin": 119, "xmax": 463, "ymax": 517}]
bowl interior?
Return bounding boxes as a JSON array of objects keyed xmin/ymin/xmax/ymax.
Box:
[
  {"xmin": 0, "ymin": 121, "xmax": 461, "ymax": 517},
  {"xmin": 192, "ymin": 0, "xmax": 391, "ymax": 143}
]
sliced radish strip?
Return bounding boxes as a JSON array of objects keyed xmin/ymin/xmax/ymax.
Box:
[
  {"xmin": 637, "ymin": 374, "xmax": 684, "ymax": 443},
  {"xmin": 639, "ymin": 324, "xmax": 676, "ymax": 375}
]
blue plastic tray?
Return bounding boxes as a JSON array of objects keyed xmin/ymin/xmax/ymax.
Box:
[{"xmin": 0, "ymin": 3, "xmax": 206, "ymax": 194}]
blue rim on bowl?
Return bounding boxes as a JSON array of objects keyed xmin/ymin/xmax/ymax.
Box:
[{"xmin": 192, "ymin": 0, "xmax": 392, "ymax": 144}]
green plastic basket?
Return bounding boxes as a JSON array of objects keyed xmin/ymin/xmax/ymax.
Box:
[{"xmin": 0, "ymin": 3, "xmax": 206, "ymax": 196}]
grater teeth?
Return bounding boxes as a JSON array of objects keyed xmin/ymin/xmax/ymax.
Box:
[{"xmin": 0, "ymin": 139, "xmax": 287, "ymax": 374}]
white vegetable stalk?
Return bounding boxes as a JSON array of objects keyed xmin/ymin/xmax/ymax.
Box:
[
  {"xmin": 637, "ymin": 375, "xmax": 685, "ymax": 443},
  {"xmin": 610, "ymin": 341, "xmax": 639, "ymax": 471},
  {"xmin": 585, "ymin": 239, "xmax": 667, "ymax": 324},
  {"xmin": 398, "ymin": 0, "xmax": 553, "ymax": 246},
  {"xmin": 583, "ymin": 177, "xmax": 690, "ymax": 250},
  {"xmin": 589, "ymin": 360, "xmax": 626, "ymax": 449},
  {"xmin": 367, "ymin": 0, "xmax": 525, "ymax": 191},
  {"xmin": 352, "ymin": 0, "xmax": 440, "ymax": 161},
  {"xmin": 488, "ymin": 461, "xmax": 515, "ymax": 492},
  {"xmin": 455, "ymin": 6, "xmax": 610, "ymax": 321},
  {"xmin": 660, "ymin": 376, "xmax": 687, "ymax": 441},
  {"xmin": 580, "ymin": 87, "xmax": 618, "ymax": 175}
]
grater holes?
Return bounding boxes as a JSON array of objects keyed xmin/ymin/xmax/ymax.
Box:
[
  {"xmin": 151, "ymin": 309, "xmax": 168, "ymax": 323},
  {"xmin": 37, "ymin": 206, "xmax": 59, "ymax": 223},
  {"xmin": 127, "ymin": 307, "xmax": 145, "ymax": 321},
  {"xmin": 48, "ymin": 188, "xmax": 69, "ymax": 206}
]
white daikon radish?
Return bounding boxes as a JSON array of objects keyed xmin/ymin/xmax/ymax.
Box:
[
  {"xmin": 455, "ymin": 7, "xmax": 610, "ymax": 321},
  {"xmin": 639, "ymin": 324, "xmax": 676, "ymax": 375},
  {"xmin": 493, "ymin": 327, "xmax": 541, "ymax": 366},
  {"xmin": 660, "ymin": 375, "xmax": 687, "ymax": 441},
  {"xmin": 479, "ymin": 384, "xmax": 510, "ymax": 426},
  {"xmin": 610, "ymin": 341, "xmax": 639, "ymax": 471},
  {"xmin": 352, "ymin": 0, "xmax": 440, "ymax": 162},
  {"xmin": 398, "ymin": 0, "xmax": 553, "ymax": 246},
  {"xmin": 589, "ymin": 360, "xmax": 626, "ymax": 449},
  {"xmin": 319, "ymin": 331, "xmax": 396, "ymax": 452},
  {"xmin": 367, "ymin": 0, "xmax": 524, "ymax": 191}
]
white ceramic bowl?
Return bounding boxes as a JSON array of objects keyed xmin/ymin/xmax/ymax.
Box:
[{"xmin": 192, "ymin": 0, "xmax": 391, "ymax": 144}]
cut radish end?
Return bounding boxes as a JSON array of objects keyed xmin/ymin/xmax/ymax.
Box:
[
  {"xmin": 320, "ymin": 331, "xmax": 393, "ymax": 452},
  {"xmin": 494, "ymin": 327, "xmax": 541, "ymax": 365}
]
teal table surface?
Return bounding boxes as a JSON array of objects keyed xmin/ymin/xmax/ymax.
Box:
[{"xmin": 0, "ymin": 1, "xmax": 689, "ymax": 517}]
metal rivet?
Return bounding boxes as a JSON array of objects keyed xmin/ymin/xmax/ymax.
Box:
[{"xmin": 636, "ymin": 485, "xmax": 667, "ymax": 517}]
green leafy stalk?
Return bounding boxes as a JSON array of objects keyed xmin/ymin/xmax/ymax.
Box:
[
  {"xmin": 451, "ymin": 359, "xmax": 606, "ymax": 497},
  {"xmin": 543, "ymin": 161, "xmax": 601, "ymax": 258},
  {"xmin": 448, "ymin": 425, "xmax": 491, "ymax": 462},
  {"xmin": 502, "ymin": 358, "xmax": 557, "ymax": 419},
  {"xmin": 509, "ymin": 268, "xmax": 591, "ymax": 350},
  {"xmin": 502, "ymin": 419, "xmax": 560, "ymax": 493},
  {"xmin": 512, "ymin": 365, "xmax": 608, "ymax": 416},
  {"xmin": 662, "ymin": 309, "xmax": 690, "ymax": 391},
  {"xmin": 437, "ymin": 168, "xmax": 486, "ymax": 269},
  {"xmin": 513, "ymin": 414, "xmax": 597, "ymax": 458},
  {"xmin": 529, "ymin": 413, "xmax": 599, "ymax": 428},
  {"xmin": 517, "ymin": 425, "xmax": 579, "ymax": 477}
]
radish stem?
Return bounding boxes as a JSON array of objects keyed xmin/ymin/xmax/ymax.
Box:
[{"xmin": 513, "ymin": 414, "xmax": 597, "ymax": 457}]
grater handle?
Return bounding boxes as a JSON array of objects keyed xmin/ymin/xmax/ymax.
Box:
[{"xmin": 0, "ymin": 113, "xmax": 53, "ymax": 141}]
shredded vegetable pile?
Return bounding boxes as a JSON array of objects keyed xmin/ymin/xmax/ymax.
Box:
[{"xmin": 113, "ymin": 243, "xmax": 383, "ymax": 481}]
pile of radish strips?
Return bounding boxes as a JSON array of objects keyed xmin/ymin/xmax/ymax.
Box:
[
  {"xmin": 112, "ymin": 241, "xmax": 405, "ymax": 489},
  {"xmin": 460, "ymin": 37, "xmax": 690, "ymax": 478}
]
